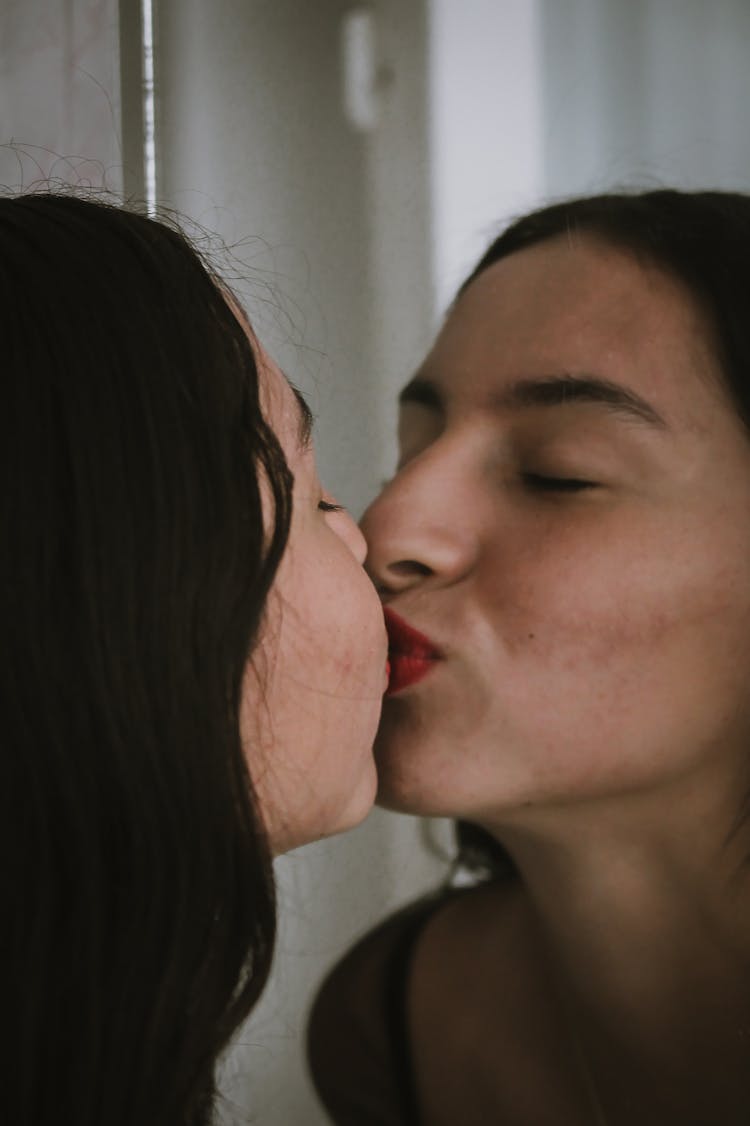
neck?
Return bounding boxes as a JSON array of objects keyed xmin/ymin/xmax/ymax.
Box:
[{"xmin": 482, "ymin": 770, "xmax": 750, "ymax": 1121}]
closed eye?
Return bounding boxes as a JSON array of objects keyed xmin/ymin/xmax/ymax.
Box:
[
  {"xmin": 318, "ymin": 499, "xmax": 345, "ymax": 513},
  {"xmin": 522, "ymin": 473, "xmax": 597, "ymax": 493}
]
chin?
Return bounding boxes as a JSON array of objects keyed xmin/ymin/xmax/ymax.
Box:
[
  {"xmin": 372, "ymin": 722, "xmax": 445, "ymax": 816},
  {"xmin": 340, "ymin": 753, "xmax": 379, "ymax": 829},
  {"xmin": 374, "ymin": 763, "xmax": 455, "ymax": 819},
  {"xmin": 316, "ymin": 753, "xmax": 380, "ymax": 846},
  {"xmin": 267, "ymin": 756, "xmax": 378, "ymax": 855}
]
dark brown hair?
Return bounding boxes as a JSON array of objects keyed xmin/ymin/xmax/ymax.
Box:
[{"xmin": 1, "ymin": 193, "xmax": 292, "ymax": 1125}]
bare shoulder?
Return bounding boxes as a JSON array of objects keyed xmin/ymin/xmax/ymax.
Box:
[
  {"xmin": 309, "ymin": 891, "xmax": 451, "ymax": 1039},
  {"xmin": 308, "ymin": 882, "xmax": 513, "ymax": 1060},
  {"xmin": 409, "ymin": 873, "xmax": 531, "ymax": 999},
  {"xmin": 307, "ymin": 880, "xmax": 579, "ymax": 1125},
  {"xmin": 407, "ymin": 880, "xmax": 580, "ymax": 1124},
  {"xmin": 411, "ymin": 877, "xmax": 525, "ymax": 970},
  {"xmin": 306, "ymin": 881, "xmax": 531, "ymax": 1122},
  {"xmin": 307, "ymin": 891, "xmax": 457, "ymax": 1124},
  {"xmin": 407, "ymin": 878, "xmax": 539, "ymax": 1054}
]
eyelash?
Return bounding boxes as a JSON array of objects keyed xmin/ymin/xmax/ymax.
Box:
[
  {"xmin": 318, "ymin": 500, "xmax": 345, "ymax": 513},
  {"xmin": 522, "ymin": 473, "xmax": 597, "ymax": 493},
  {"xmin": 381, "ymin": 471, "xmax": 595, "ymax": 495}
]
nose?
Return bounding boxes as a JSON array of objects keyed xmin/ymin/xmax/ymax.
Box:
[{"xmin": 361, "ymin": 450, "xmax": 480, "ymax": 594}]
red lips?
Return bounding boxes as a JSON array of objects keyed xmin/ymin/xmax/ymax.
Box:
[{"xmin": 383, "ymin": 607, "xmax": 442, "ymax": 695}]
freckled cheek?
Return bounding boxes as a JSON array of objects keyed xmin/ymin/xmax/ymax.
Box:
[
  {"xmin": 491, "ymin": 546, "xmax": 750, "ymax": 674},
  {"xmin": 336, "ymin": 628, "xmax": 387, "ymax": 695},
  {"xmin": 307, "ymin": 601, "xmax": 385, "ymax": 695},
  {"xmin": 331, "ymin": 575, "xmax": 387, "ymax": 683}
]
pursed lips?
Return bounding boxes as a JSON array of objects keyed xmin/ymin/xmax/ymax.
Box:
[{"xmin": 383, "ymin": 606, "xmax": 442, "ymax": 695}]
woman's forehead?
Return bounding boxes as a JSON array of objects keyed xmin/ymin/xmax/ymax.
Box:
[{"xmin": 426, "ymin": 236, "xmax": 728, "ymax": 425}]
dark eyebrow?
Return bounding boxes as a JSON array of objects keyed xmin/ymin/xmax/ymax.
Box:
[
  {"xmin": 399, "ymin": 374, "xmax": 667, "ymax": 428},
  {"xmin": 290, "ymin": 383, "xmax": 315, "ymax": 448}
]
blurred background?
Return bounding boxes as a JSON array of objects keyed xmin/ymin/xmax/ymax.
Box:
[{"xmin": 3, "ymin": 0, "xmax": 749, "ymax": 1121}]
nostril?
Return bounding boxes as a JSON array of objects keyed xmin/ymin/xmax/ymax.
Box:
[{"xmin": 388, "ymin": 560, "xmax": 433, "ymax": 578}]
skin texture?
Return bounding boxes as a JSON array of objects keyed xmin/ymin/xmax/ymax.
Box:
[
  {"xmin": 355, "ymin": 234, "xmax": 750, "ymax": 1123},
  {"xmin": 364, "ymin": 234, "xmax": 750, "ymax": 828},
  {"xmin": 241, "ymin": 352, "xmax": 388, "ymax": 855}
]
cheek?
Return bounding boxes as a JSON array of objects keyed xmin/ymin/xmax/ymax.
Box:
[
  {"xmin": 486, "ymin": 507, "xmax": 750, "ymax": 657},
  {"xmin": 495, "ymin": 522, "xmax": 750, "ymax": 756},
  {"xmin": 377, "ymin": 508, "xmax": 750, "ymax": 814},
  {"xmin": 262, "ymin": 564, "xmax": 385, "ymax": 801}
]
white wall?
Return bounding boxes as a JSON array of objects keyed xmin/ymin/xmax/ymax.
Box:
[
  {"xmin": 428, "ymin": 0, "xmax": 544, "ymax": 317},
  {"xmin": 425, "ymin": 0, "xmax": 750, "ymax": 332},
  {"xmin": 0, "ymin": 0, "xmax": 120, "ymax": 191},
  {"xmin": 540, "ymin": 0, "xmax": 750, "ymax": 197}
]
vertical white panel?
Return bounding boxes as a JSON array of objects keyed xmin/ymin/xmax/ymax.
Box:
[
  {"xmin": 357, "ymin": 0, "xmax": 435, "ymax": 482},
  {"xmin": 157, "ymin": 0, "xmax": 375, "ymax": 511},
  {"xmin": 139, "ymin": 0, "xmax": 156, "ymax": 208},
  {"xmin": 428, "ymin": 0, "xmax": 544, "ymax": 317},
  {"xmin": 340, "ymin": 7, "xmax": 379, "ymax": 132}
]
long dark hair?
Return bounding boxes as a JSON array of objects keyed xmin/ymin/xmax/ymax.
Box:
[
  {"xmin": 454, "ymin": 187, "xmax": 750, "ymax": 880},
  {"xmin": 1, "ymin": 193, "xmax": 293, "ymax": 1125}
]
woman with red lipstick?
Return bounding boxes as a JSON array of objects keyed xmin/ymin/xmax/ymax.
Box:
[
  {"xmin": 383, "ymin": 607, "xmax": 443, "ymax": 696},
  {"xmin": 2, "ymin": 192, "xmax": 387, "ymax": 1126},
  {"xmin": 309, "ymin": 190, "xmax": 750, "ymax": 1125}
]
